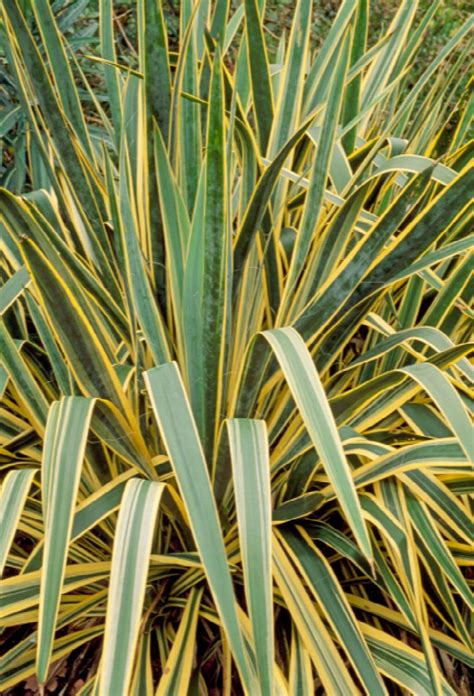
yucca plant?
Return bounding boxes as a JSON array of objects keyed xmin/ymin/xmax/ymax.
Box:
[{"xmin": 1, "ymin": 0, "xmax": 473, "ymax": 693}]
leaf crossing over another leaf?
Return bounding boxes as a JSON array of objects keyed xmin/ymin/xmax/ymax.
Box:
[
  {"xmin": 278, "ymin": 527, "xmax": 387, "ymax": 695},
  {"xmin": 263, "ymin": 327, "xmax": 372, "ymax": 562},
  {"xmin": 0, "ymin": 266, "xmax": 30, "ymax": 315},
  {"xmin": 272, "ymin": 534, "xmax": 359, "ymax": 695},
  {"xmin": 155, "ymin": 587, "xmax": 203, "ymax": 695},
  {"xmin": 145, "ymin": 363, "xmax": 257, "ymax": 693}
]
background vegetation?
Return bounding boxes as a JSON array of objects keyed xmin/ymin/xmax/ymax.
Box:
[
  {"xmin": 1, "ymin": 0, "xmax": 471, "ymax": 188},
  {"xmin": 1, "ymin": 0, "xmax": 473, "ymax": 694}
]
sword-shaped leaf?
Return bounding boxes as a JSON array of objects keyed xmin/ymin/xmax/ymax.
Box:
[
  {"xmin": 37, "ymin": 397, "xmax": 95, "ymax": 683},
  {"xmin": 99, "ymin": 479, "xmax": 165, "ymax": 694},
  {"xmin": 227, "ymin": 419, "xmax": 273, "ymax": 696},
  {"xmin": 182, "ymin": 49, "xmax": 229, "ymax": 460},
  {"xmin": 155, "ymin": 587, "xmax": 203, "ymax": 695},
  {"xmin": 0, "ymin": 469, "xmax": 36, "ymax": 575},
  {"xmin": 263, "ymin": 327, "xmax": 372, "ymax": 561}
]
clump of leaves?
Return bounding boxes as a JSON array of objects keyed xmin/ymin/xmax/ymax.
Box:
[{"xmin": 1, "ymin": 0, "xmax": 472, "ymax": 694}]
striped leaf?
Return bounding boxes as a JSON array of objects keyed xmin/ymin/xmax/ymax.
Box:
[
  {"xmin": 99, "ymin": 479, "xmax": 165, "ymax": 694},
  {"xmin": 144, "ymin": 363, "xmax": 256, "ymax": 692},
  {"xmin": 182, "ymin": 48, "xmax": 229, "ymax": 460},
  {"xmin": 263, "ymin": 327, "xmax": 372, "ymax": 561},
  {"xmin": 272, "ymin": 534, "xmax": 359, "ymax": 694},
  {"xmin": 0, "ymin": 265, "xmax": 30, "ymax": 315},
  {"xmin": 244, "ymin": 0, "xmax": 274, "ymax": 149},
  {"xmin": 0, "ymin": 469, "xmax": 36, "ymax": 575},
  {"xmin": 37, "ymin": 397, "xmax": 95, "ymax": 683},
  {"xmin": 362, "ymin": 624, "xmax": 456, "ymax": 696},
  {"xmin": 227, "ymin": 419, "xmax": 273, "ymax": 696},
  {"xmin": 278, "ymin": 527, "xmax": 387, "ymax": 695},
  {"xmin": 155, "ymin": 588, "xmax": 203, "ymax": 695}
]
